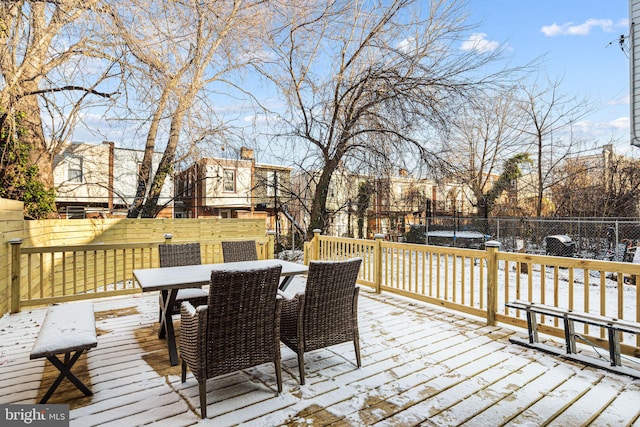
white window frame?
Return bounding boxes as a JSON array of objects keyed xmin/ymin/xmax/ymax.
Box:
[
  {"xmin": 266, "ymin": 171, "xmax": 276, "ymax": 197},
  {"xmin": 67, "ymin": 155, "xmax": 83, "ymax": 183},
  {"xmin": 223, "ymin": 169, "xmax": 236, "ymax": 192}
]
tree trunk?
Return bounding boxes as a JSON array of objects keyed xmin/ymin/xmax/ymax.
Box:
[
  {"xmin": 16, "ymin": 85, "xmax": 57, "ymax": 216},
  {"xmin": 309, "ymin": 160, "xmax": 339, "ymax": 233},
  {"xmin": 139, "ymin": 104, "xmax": 186, "ymax": 218},
  {"xmin": 127, "ymin": 88, "xmax": 172, "ymax": 218}
]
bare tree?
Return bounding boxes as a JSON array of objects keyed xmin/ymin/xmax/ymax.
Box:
[
  {"xmin": 106, "ymin": 0, "xmax": 269, "ymax": 218},
  {"xmin": 517, "ymin": 77, "xmax": 596, "ymax": 217},
  {"xmin": 258, "ymin": 0, "xmax": 524, "ymax": 232},
  {"xmin": 446, "ymin": 90, "xmax": 528, "ymax": 217},
  {"xmin": 0, "ymin": 0, "xmax": 118, "ymax": 216},
  {"xmin": 552, "ymin": 147, "xmax": 640, "ymax": 217}
]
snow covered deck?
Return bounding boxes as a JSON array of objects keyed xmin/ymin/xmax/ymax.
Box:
[{"xmin": 1, "ymin": 288, "xmax": 639, "ymax": 426}]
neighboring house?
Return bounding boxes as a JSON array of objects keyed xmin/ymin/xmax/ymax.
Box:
[
  {"xmin": 292, "ymin": 167, "xmax": 438, "ymax": 239},
  {"xmin": 253, "ymin": 162, "xmax": 296, "ymax": 234},
  {"xmin": 547, "ymin": 144, "xmax": 640, "ymax": 217},
  {"xmin": 175, "ymin": 155, "xmax": 253, "ymax": 219},
  {"xmin": 371, "ymin": 169, "xmax": 438, "ymax": 239},
  {"xmin": 290, "ymin": 167, "xmax": 362, "ymax": 237},
  {"xmin": 53, "ymin": 141, "xmax": 174, "ymax": 218},
  {"xmin": 174, "ymin": 147, "xmax": 293, "ymax": 232}
]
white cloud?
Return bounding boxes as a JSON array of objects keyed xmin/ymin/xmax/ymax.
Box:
[
  {"xmin": 608, "ymin": 116, "xmax": 629, "ymax": 130},
  {"xmin": 396, "ymin": 37, "xmax": 416, "ymax": 53},
  {"xmin": 460, "ymin": 33, "xmax": 500, "ymax": 53},
  {"xmin": 608, "ymin": 94, "xmax": 629, "ymax": 106},
  {"xmin": 567, "ymin": 117, "xmax": 629, "ymax": 141},
  {"xmin": 540, "ymin": 18, "xmax": 624, "ymax": 37},
  {"xmin": 243, "ymin": 113, "xmax": 283, "ymax": 127}
]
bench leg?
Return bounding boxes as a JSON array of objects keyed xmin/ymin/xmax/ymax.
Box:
[{"xmin": 40, "ymin": 350, "xmax": 92, "ymax": 404}]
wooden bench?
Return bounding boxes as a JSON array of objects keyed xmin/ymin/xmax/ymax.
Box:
[
  {"xmin": 506, "ymin": 300, "xmax": 640, "ymax": 379},
  {"xmin": 30, "ymin": 302, "xmax": 98, "ymax": 403}
]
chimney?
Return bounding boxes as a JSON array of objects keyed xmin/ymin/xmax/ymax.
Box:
[{"xmin": 240, "ymin": 147, "xmax": 254, "ymax": 160}]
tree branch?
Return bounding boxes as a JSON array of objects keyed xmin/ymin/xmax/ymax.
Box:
[{"xmin": 19, "ymin": 85, "xmax": 117, "ymax": 99}]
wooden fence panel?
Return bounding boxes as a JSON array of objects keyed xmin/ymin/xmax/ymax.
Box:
[
  {"xmin": 0, "ymin": 214, "xmax": 271, "ymax": 314},
  {"xmin": 0, "ymin": 199, "xmax": 25, "ymax": 314},
  {"xmin": 310, "ymin": 233, "xmax": 640, "ymax": 356}
]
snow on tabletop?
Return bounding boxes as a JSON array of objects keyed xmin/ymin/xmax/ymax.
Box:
[
  {"xmin": 176, "ymin": 288, "xmax": 208, "ymax": 300},
  {"xmin": 278, "ymin": 276, "xmax": 307, "ymax": 300},
  {"xmin": 30, "ymin": 302, "xmax": 97, "ymax": 358}
]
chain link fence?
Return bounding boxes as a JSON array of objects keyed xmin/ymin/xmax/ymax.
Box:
[{"xmin": 407, "ymin": 217, "xmax": 640, "ymax": 260}]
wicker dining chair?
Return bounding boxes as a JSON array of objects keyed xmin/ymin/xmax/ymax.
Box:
[
  {"xmin": 158, "ymin": 243, "xmax": 209, "ymax": 316},
  {"xmin": 221, "ymin": 240, "xmax": 258, "ymax": 263},
  {"xmin": 180, "ymin": 265, "xmax": 283, "ymax": 418},
  {"xmin": 280, "ymin": 257, "xmax": 363, "ymax": 385}
]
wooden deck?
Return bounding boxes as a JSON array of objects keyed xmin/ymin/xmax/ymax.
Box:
[{"xmin": 1, "ymin": 287, "xmax": 639, "ymax": 426}]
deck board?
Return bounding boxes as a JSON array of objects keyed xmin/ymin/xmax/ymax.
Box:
[{"xmin": 0, "ymin": 289, "xmax": 639, "ymax": 426}]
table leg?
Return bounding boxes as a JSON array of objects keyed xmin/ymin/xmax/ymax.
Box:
[
  {"xmin": 158, "ymin": 289, "xmax": 179, "ymax": 366},
  {"xmin": 158, "ymin": 290, "xmax": 169, "ymax": 338},
  {"xmin": 279, "ymin": 276, "xmax": 294, "ymax": 291}
]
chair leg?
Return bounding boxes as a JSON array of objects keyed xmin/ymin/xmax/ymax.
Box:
[
  {"xmin": 199, "ymin": 381, "xmax": 207, "ymax": 418},
  {"xmin": 352, "ymin": 291, "xmax": 361, "ymax": 368},
  {"xmin": 275, "ymin": 358, "xmax": 283, "ymax": 393},
  {"xmin": 181, "ymin": 359, "xmax": 187, "ymax": 383},
  {"xmin": 297, "ymin": 351, "xmax": 305, "ymax": 385}
]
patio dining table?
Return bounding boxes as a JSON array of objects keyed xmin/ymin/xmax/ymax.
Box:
[{"xmin": 133, "ymin": 259, "xmax": 309, "ymax": 365}]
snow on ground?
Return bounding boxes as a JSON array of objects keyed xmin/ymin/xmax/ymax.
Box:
[{"xmin": 379, "ymin": 249, "xmax": 639, "ymax": 347}]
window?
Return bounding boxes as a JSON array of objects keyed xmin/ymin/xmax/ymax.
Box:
[
  {"xmin": 266, "ymin": 171, "xmax": 277, "ymax": 197},
  {"xmin": 66, "ymin": 206, "xmax": 85, "ymax": 219},
  {"xmin": 67, "ymin": 156, "xmax": 83, "ymax": 183},
  {"xmin": 223, "ymin": 169, "xmax": 236, "ymax": 192}
]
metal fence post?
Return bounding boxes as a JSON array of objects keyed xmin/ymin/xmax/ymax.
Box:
[
  {"xmin": 9, "ymin": 238, "xmax": 23, "ymax": 313},
  {"xmin": 485, "ymin": 240, "xmax": 501, "ymax": 326},
  {"xmin": 374, "ymin": 233, "xmax": 385, "ymax": 294}
]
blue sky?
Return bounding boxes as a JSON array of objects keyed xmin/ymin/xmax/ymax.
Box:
[
  {"xmin": 465, "ymin": 0, "xmax": 631, "ymax": 152},
  {"xmin": 72, "ymin": 1, "xmax": 634, "ymax": 159}
]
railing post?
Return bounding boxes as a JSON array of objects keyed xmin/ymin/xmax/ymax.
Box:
[
  {"xmin": 312, "ymin": 229, "xmax": 322, "ymax": 261},
  {"xmin": 267, "ymin": 230, "xmax": 276, "ymax": 259},
  {"xmin": 164, "ymin": 233, "xmax": 173, "ymax": 244},
  {"xmin": 485, "ymin": 240, "xmax": 501, "ymax": 326},
  {"xmin": 9, "ymin": 238, "xmax": 23, "ymax": 313},
  {"xmin": 374, "ymin": 233, "xmax": 385, "ymax": 294}
]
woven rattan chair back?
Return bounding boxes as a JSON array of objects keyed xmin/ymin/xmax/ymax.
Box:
[
  {"xmin": 179, "ymin": 265, "xmax": 283, "ymax": 417},
  {"xmin": 280, "ymin": 257, "xmax": 362, "ymax": 384},
  {"xmin": 158, "ymin": 243, "xmax": 207, "ymax": 315},
  {"xmin": 221, "ymin": 240, "xmax": 258, "ymax": 263},
  {"xmin": 159, "ymin": 242, "xmax": 202, "ymax": 267}
]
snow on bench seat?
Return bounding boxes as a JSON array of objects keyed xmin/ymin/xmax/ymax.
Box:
[
  {"xmin": 30, "ymin": 302, "xmax": 97, "ymax": 403},
  {"xmin": 30, "ymin": 302, "xmax": 97, "ymax": 358}
]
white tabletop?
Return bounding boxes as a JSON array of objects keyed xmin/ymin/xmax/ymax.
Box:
[{"xmin": 133, "ymin": 259, "xmax": 308, "ymax": 292}]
